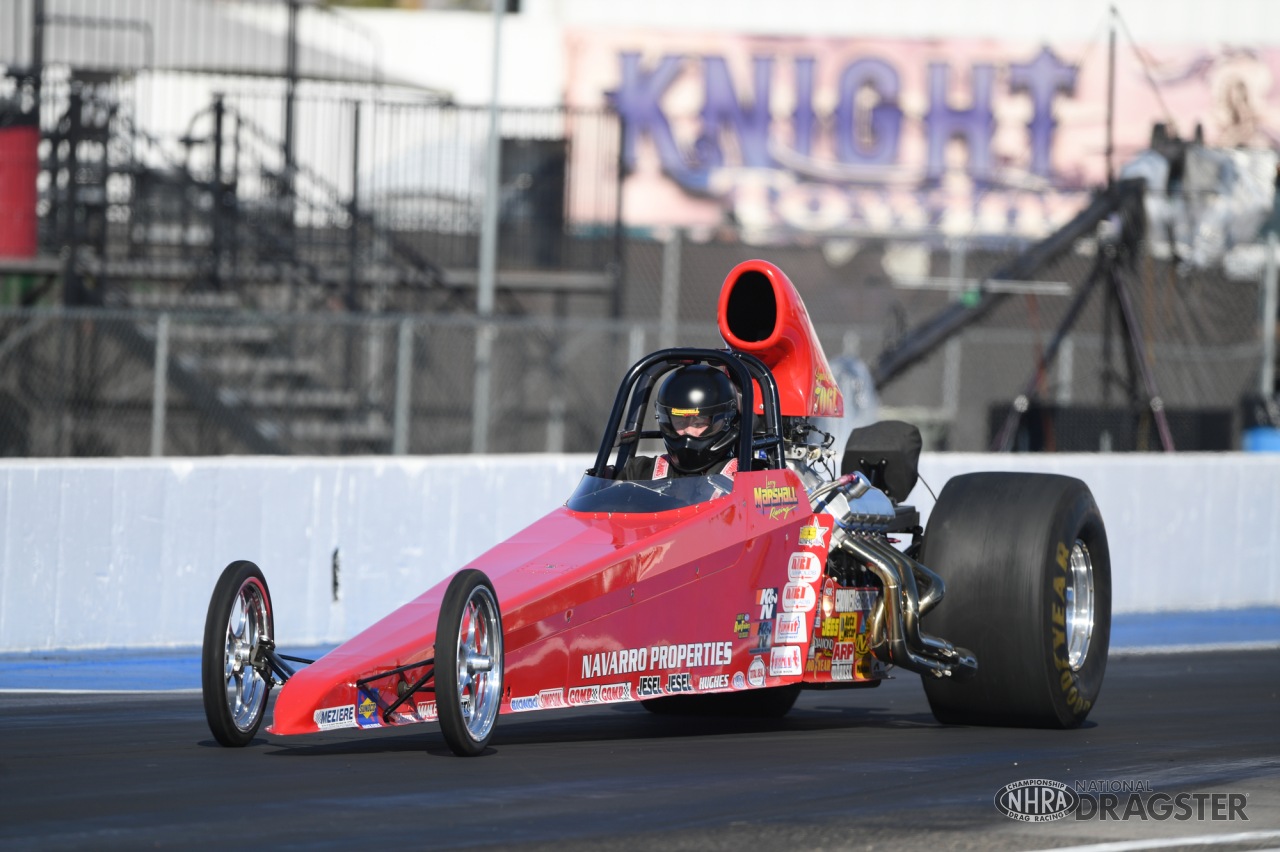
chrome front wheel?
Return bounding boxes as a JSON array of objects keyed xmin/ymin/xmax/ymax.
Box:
[
  {"xmin": 435, "ymin": 570, "xmax": 503, "ymax": 756},
  {"xmin": 202, "ymin": 561, "xmax": 274, "ymax": 747}
]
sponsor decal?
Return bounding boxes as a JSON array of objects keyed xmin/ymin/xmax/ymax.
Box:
[
  {"xmin": 798, "ymin": 515, "xmax": 830, "ymax": 548},
  {"xmin": 769, "ymin": 645, "xmax": 803, "ymax": 676},
  {"xmin": 811, "ymin": 636, "xmax": 835, "ymax": 655},
  {"xmin": 748, "ymin": 656, "xmax": 766, "ymax": 687},
  {"xmin": 666, "ymin": 672, "xmax": 693, "ymax": 693},
  {"xmin": 787, "ymin": 551, "xmax": 822, "ymax": 582},
  {"xmin": 994, "ymin": 779, "xmax": 1080, "ymax": 822},
  {"xmin": 756, "ymin": 587, "xmax": 779, "ymax": 621},
  {"xmin": 839, "ymin": 612, "xmax": 861, "ymax": 641},
  {"xmin": 313, "ymin": 704, "xmax": 357, "ymax": 731},
  {"xmin": 753, "ymin": 479, "xmax": 799, "ymax": 520},
  {"xmin": 732, "ymin": 671, "xmax": 747, "ymax": 690},
  {"xmin": 599, "ymin": 682, "xmax": 632, "ymax": 703},
  {"xmin": 752, "ymin": 620, "xmax": 774, "ymax": 654},
  {"xmin": 782, "ymin": 581, "xmax": 816, "ymax": 613},
  {"xmin": 356, "ymin": 690, "xmax": 382, "ymax": 728},
  {"xmin": 538, "ymin": 689, "xmax": 566, "ymax": 709},
  {"xmin": 811, "ymin": 369, "xmax": 841, "ymax": 417},
  {"xmin": 698, "ymin": 673, "xmax": 731, "ymax": 690},
  {"xmin": 416, "ymin": 701, "xmax": 439, "ymax": 721},
  {"xmin": 835, "ymin": 587, "xmax": 879, "ymax": 612},
  {"xmin": 510, "ymin": 695, "xmax": 541, "ymax": 712},
  {"xmin": 567, "ymin": 685, "xmax": 601, "ymax": 706},
  {"xmin": 808, "ymin": 656, "xmax": 832, "ymax": 674},
  {"xmin": 832, "ymin": 641, "xmax": 857, "ymax": 681},
  {"xmin": 821, "ymin": 616, "xmax": 840, "ymax": 637},
  {"xmin": 638, "ymin": 675, "xmax": 663, "ymax": 697},
  {"xmin": 581, "ymin": 641, "xmax": 734, "ymax": 678},
  {"xmin": 734, "ymin": 612, "xmax": 751, "ymax": 639},
  {"xmin": 775, "ymin": 611, "xmax": 808, "ymax": 645}
]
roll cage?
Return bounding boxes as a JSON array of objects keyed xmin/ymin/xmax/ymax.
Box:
[{"xmin": 586, "ymin": 348, "xmax": 787, "ymax": 478}]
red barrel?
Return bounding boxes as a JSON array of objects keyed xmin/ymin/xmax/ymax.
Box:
[{"xmin": 0, "ymin": 123, "xmax": 39, "ymax": 258}]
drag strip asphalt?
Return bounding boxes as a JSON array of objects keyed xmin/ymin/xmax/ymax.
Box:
[{"xmin": 0, "ymin": 647, "xmax": 1276, "ymax": 852}]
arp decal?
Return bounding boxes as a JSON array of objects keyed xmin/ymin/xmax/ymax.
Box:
[
  {"xmin": 753, "ymin": 479, "xmax": 799, "ymax": 520},
  {"xmin": 787, "ymin": 551, "xmax": 822, "ymax": 583},
  {"xmin": 313, "ymin": 704, "xmax": 357, "ymax": 731},
  {"xmin": 832, "ymin": 641, "xmax": 857, "ymax": 681},
  {"xmin": 769, "ymin": 645, "xmax": 803, "ymax": 676}
]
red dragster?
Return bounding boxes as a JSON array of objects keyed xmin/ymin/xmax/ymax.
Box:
[{"xmin": 203, "ymin": 259, "xmax": 1111, "ymax": 756}]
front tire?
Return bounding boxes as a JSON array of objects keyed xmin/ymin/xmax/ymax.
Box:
[
  {"xmin": 435, "ymin": 570, "xmax": 504, "ymax": 756},
  {"xmin": 919, "ymin": 473, "xmax": 1111, "ymax": 728},
  {"xmin": 202, "ymin": 561, "xmax": 275, "ymax": 747}
]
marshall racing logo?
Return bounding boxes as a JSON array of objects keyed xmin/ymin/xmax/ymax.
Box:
[{"xmin": 753, "ymin": 480, "xmax": 799, "ymax": 520}]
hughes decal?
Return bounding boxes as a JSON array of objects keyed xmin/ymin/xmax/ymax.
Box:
[
  {"xmin": 698, "ymin": 673, "xmax": 730, "ymax": 690},
  {"xmin": 580, "ymin": 641, "xmax": 734, "ymax": 679}
]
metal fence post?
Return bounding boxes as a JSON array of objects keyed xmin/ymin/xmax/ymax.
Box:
[
  {"xmin": 392, "ymin": 317, "xmax": 412, "ymax": 455},
  {"xmin": 659, "ymin": 228, "xmax": 682, "ymax": 350},
  {"xmin": 150, "ymin": 312, "xmax": 170, "ymax": 456},
  {"xmin": 471, "ymin": 322, "xmax": 495, "ymax": 454},
  {"xmin": 1262, "ymin": 232, "xmax": 1278, "ymax": 399}
]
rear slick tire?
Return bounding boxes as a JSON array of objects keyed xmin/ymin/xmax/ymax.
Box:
[
  {"xmin": 919, "ymin": 473, "xmax": 1111, "ymax": 729},
  {"xmin": 435, "ymin": 570, "xmax": 504, "ymax": 756},
  {"xmin": 202, "ymin": 561, "xmax": 275, "ymax": 747}
]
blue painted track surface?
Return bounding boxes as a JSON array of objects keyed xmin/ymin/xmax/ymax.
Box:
[{"xmin": 3, "ymin": 608, "xmax": 1278, "ymax": 692}]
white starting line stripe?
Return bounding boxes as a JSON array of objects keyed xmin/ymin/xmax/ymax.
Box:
[{"xmin": 1021, "ymin": 829, "xmax": 1280, "ymax": 852}]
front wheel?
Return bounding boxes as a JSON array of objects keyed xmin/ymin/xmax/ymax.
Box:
[
  {"xmin": 202, "ymin": 561, "xmax": 275, "ymax": 747},
  {"xmin": 435, "ymin": 570, "xmax": 504, "ymax": 756},
  {"xmin": 919, "ymin": 473, "xmax": 1111, "ymax": 729}
]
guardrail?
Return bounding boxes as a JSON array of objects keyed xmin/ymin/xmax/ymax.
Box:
[{"xmin": 2, "ymin": 453, "xmax": 1277, "ymax": 651}]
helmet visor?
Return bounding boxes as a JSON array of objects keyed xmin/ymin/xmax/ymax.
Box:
[{"xmin": 657, "ymin": 398, "xmax": 736, "ymax": 438}]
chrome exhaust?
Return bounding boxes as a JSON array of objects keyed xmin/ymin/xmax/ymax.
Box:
[{"xmin": 837, "ymin": 533, "xmax": 977, "ymax": 679}]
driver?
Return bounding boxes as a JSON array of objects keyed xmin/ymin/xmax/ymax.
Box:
[{"xmin": 620, "ymin": 364, "xmax": 740, "ymax": 480}]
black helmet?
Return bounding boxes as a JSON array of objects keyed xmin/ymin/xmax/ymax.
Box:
[{"xmin": 655, "ymin": 365, "xmax": 739, "ymax": 473}]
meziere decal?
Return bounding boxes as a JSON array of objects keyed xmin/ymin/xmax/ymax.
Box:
[{"xmin": 313, "ymin": 705, "xmax": 356, "ymax": 731}]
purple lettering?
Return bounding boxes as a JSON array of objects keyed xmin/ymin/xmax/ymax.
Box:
[
  {"xmin": 1009, "ymin": 47, "xmax": 1078, "ymax": 177},
  {"xmin": 924, "ymin": 61, "xmax": 996, "ymax": 181}
]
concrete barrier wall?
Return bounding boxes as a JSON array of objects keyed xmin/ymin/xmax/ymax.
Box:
[{"xmin": 2, "ymin": 453, "xmax": 1277, "ymax": 652}]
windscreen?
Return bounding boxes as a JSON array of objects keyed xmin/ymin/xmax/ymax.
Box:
[{"xmin": 566, "ymin": 473, "xmax": 734, "ymax": 514}]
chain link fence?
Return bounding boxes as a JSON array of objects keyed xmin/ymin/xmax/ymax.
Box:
[{"xmin": 0, "ymin": 225, "xmax": 1271, "ymax": 457}]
